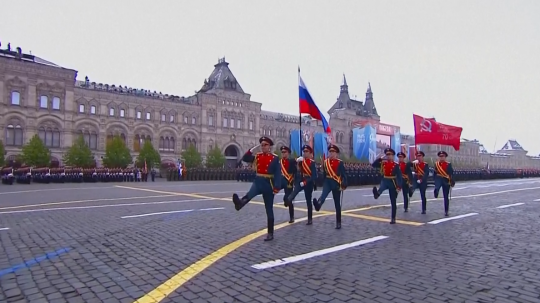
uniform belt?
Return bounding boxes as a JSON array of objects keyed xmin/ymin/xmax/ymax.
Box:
[
  {"xmin": 383, "ymin": 175, "xmax": 396, "ymax": 179},
  {"xmin": 256, "ymin": 173, "xmax": 273, "ymax": 178},
  {"xmin": 326, "ymin": 176, "xmax": 340, "ymax": 179},
  {"xmin": 302, "ymin": 173, "xmax": 311, "ymax": 177}
]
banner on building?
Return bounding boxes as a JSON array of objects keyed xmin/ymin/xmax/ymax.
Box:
[
  {"xmin": 313, "ymin": 133, "xmax": 329, "ymax": 160},
  {"xmin": 390, "ymin": 129, "xmax": 401, "ymax": 161},
  {"xmin": 290, "ymin": 129, "xmax": 301, "ymax": 156},
  {"xmin": 352, "ymin": 125, "xmax": 377, "ymax": 163}
]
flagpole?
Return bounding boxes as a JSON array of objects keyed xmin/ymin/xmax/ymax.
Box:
[{"xmin": 298, "ymin": 66, "xmax": 302, "ymax": 157}]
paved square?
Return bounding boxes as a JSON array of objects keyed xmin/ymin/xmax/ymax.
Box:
[{"xmin": 1, "ymin": 178, "xmax": 540, "ymax": 302}]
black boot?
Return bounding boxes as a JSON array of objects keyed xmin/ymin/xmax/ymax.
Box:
[
  {"xmin": 408, "ymin": 187, "xmax": 414, "ymax": 198},
  {"xmin": 390, "ymin": 218, "xmax": 396, "ymax": 224},
  {"xmin": 372, "ymin": 187, "xmax": 380, "ymax": 199},
  {"xmin": 264, "ymin": 233, "xmax": 274, "ymax": 241},
  {"xmin": 335, "ymin": 222, "xmax": 341, "ymax": 229},
  {"xmin": 312, "ymin": 198, "xmax": 321, "ymax": 211},
  {"xmin": 264, "ymin": 219, "xmax": 274, "ymax": 241},
  {"xmin": 434, "ymin": 189, "xmax": 439, "ymax": 198},
  {"xmin": 306, "ymin": 219, "xmax": 312, "ymax": 225},
  {"xmin": 232, "ymin": 194, "xmax": 247, "ymax": 211},
  {"xmin": 283, "ymin": 195, "xmax": 289, "ymax": 207}
]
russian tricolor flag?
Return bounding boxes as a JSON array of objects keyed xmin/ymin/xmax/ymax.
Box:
[{"xmin": 299, "ymin": 75, "xmax": 331, "ymax": 133}]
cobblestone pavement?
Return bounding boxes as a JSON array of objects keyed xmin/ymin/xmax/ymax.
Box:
[{"xmin": 0, "ymin": 178, "xmax": 539, "ymax": 303}]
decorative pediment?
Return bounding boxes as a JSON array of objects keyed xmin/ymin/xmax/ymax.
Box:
[
  {"xmin": 7, "ymin": 76, "xmax": 25, "ymax": 87},
  {"xmin": 37, "ymin": 81, "xmax": 64, "ymax": 93}
]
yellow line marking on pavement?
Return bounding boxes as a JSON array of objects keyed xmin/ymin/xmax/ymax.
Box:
[
  {"xmin": 0, "ymin": 195, "xmax": 176, "ymax": 211},
  {"xmin": 132, "ymin": 214, "xmax": 332, "ymax": 303},
  {"xmin": 343, "ymin": 186, "xmax": 540, "ymax": 214},
  {"xmin": 115, "ymin": 186, "xmax": 422, "ymax": 225}
]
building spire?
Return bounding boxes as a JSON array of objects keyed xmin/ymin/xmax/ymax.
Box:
[{"xmin": 340, "ymin": 74, "xmax": 348, "ymax": 93}]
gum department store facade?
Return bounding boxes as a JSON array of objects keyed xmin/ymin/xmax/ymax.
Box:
[{"xmin": 1, "ymin": 47, "xmax": 539, "ymax": 169}]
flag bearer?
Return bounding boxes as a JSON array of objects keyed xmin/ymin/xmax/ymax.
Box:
[
  {"xmin": 434, "ymin": 151, "xmax": 455, "ymax": 216},
  {"xmin": 279, "ymin": 146, "xmax": 297, "ymax": 223},
  {"xmin": 285, "ymin": 145, "xmax": 318, "ymax": 225},
  {"xmin": 371, "ymin": 148, "xmax": 403, "ymax": 224},
  {"xmin": 397, "ymin": 152, "xmax": 413, "ymax": 212},
  {"xmin": 408, "ymin": 151, "xmax": 429, "ymax": 214}
]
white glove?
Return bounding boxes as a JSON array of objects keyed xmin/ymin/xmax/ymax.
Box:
[
  {"xmin": 249, "ymin": 145, "xmax": 260, "ymax": 153},
  {"xmin": 417, "ymin": 180, "xmax": 421, "ymax": 184},
  {"xmin": 300, "ymin": 182, "xmax": 305, "ymax": 187},
  {"xmin": 296, "ymin": 156, "xmax": 304, "ymax": 162},
  {"xmin": 413, "ymin": 160, "xmax": 419, "ymax": 164},
  {"xmin": 412, "ymin": 172, "xmax": 416, "ymax": 175}
]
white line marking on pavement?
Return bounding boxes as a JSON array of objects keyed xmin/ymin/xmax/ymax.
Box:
[
  {"xmin": 428, "ymin": 213, "xmax": 478, "ymax": 225},
  {"xmin": 120, "ymin": 207, "xmax": 225, "ymax": 219},
  {"xmin": 0, "ymin": 186, "xmax": 117, "ymax": 195},
  {"xmin": 251, "ymin": 235, "xmax": 389, "ymax": 270},
  {"xmin": 534, "ymin": 199, "xmax": 540, "ymax": 201},
  {"xmin": 496, "ymin": 203, "xmax": 525, "ymax": 209},
  {"xmin": 0, "ymin": 227, "xmax": 9, "ymax": 231},
  {"xmin": 0, "ymin": 198, "xmax": 217, "ymax": 215}
]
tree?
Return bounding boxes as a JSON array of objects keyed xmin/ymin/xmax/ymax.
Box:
[
  {"xmin": 206, "ymin": 144, "xmax": 226, "ymax": 168},
  {"xmin": 102, "ymin": 136, "xmax": 132, "ymax": 168},
  {"xmin": 20, "ymin": 135, "xmax": 51, "ymax": 167},
  {"xmin": 0, "ymin": 140, "xmax": 4, "ymax": 167},
  {"xmin": 181, "ymin": 144, "xmax": 202, "ymax": 168},
  {"xmin": 63, "ymin": 135, "xmax": 94, "ymax": 168},
  {"xmin": 136, "ymin": 140, "xmax": 161, "ymax": 169}
]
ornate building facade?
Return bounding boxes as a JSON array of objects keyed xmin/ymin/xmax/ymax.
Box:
[{"xmin": 1, "ymin": 46, "xmax": 539, "ymax": 168}]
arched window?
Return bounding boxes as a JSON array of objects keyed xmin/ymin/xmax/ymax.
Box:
[
  {"xmin": 78, "ymin": 130, "xmax": 98, "ymax": 150},
  {"xmin": 5, "ymin": 124, "xmax": 24, "ymax": 146},
  {"xmin": 182, "ymin": 136, "xmax": 197, "ymax": 150},
  {"xmin": 40, "ymin": 96, "xmax": 48, "ymax": 109},
  {"xmin": 38, "ymin": 127, "xmax": 61, "ymax": 148},
  {"xmin": 159, "ymin": 136, "xmax": 176, "ymax": 152},
  {"xmin": 52, "ymin": 97, "xmax": 60, "ymax": 110},
  {"xmin": 134, "ymin": 134, "xmax": 141, "ymax": 152}
]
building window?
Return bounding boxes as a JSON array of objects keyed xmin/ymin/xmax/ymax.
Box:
[
  {"xmin": 229, "ymin": 119, "xmax": 234, "ymax": 128},
  {"xmin": 90, "ymin": 105, "xmax": 96, "ymax": 114},
  {"xmin": 120, "ymin": 109, "xmax": 125, "ymax": 117},
  {"xmin": 109, "ymin": 108, "xmax": 115, "ymax": 116},
  {"xmin": 184, "ymin": 116, "xmax": 188, "ymax": 124},
  {"xmin": 146, "ymin": 112, "xmax": 151, "ymax": 120},
  {"xmin": 11, "ymin": 91, "xmax": 20, "ymax": 105},
  {"xmin": 38, "ymin": 127, "xmax": 61, "ymax": 148},
  {"xmin": 159, "ymin": 136, "xmax": 176, "ymax": 152},
  {"xmin": 169, "ymin": 115, "xmax": 174, "ymax": 123},
  {"xmin": 5, "ymin": 124, "xmax": 24, "ymax": 146},
  {"xmin": 79, "ymin": 104, "xmax": 85, "ymax": 113},
  {"xmin": 161, "ymin": 114, "xmax": 166, "ymax": 122},
  {"xmin": 249, "ymin": 121, "xmax": 253, "ymax": 130},
  {"xmin": 80, "ymin": 131, "xmax": 98, "ymax": 150},
  {"xmin": 52, "ymin": 97, "xmax": 60, "ymax": 110},
  {"xmin": 192, "ymin": 117, "xmax": 196, "ymax": 124},
  {"xmin": 209, "ymin": 115, "xmax": 214, "ymax": 126},
  {"xmin": 136, "ymin": 111, "xmax": 142, "ymax": 119},
  {"xmin": 223, "ymin": 118, "xmax": 228, "ymax": 127},
  {"xmin": 40, "ymin": 96, "xmax": 48, "ymax": 109},
  {"xmin": 237, "ymin": 119, "xmax": 241, "ymax": 129}
]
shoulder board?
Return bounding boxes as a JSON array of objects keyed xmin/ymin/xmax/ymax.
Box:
[
  {"xmin": 447, "ymin": 162, "xmax": 451, "ymax": 164},
  {"xmin": 271, "ymin": 153, "xmax": 278, "ymax": 157}
]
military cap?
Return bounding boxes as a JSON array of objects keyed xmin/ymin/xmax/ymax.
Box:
[
  {"xmin": 259, "ymin": 136, "xmax": 274, "ymax": 146},
  {"xmin": 397, "ymin": 152, "xmax": 406, "ymax": 157},
  {"xmin": 416, "ymin": 151, "xmax": 425, "ymax": 157},
  {"xmin": 438, "ymin": 151, "xmax": 448, "ymax": 157},
  {"xmin": 302, "ymin": 145, "xmax": 313, "ymax": 153},
  {"xmin": 280, "ymin": 146, "xmax": 291, "ymax": 153},
  {"xmin": 328, "ymin": 144, "xmax": 340, "ymax": 153},
  {"xmin": 384, "ymin": 148, "xmax": 395, "ymax": 155}
]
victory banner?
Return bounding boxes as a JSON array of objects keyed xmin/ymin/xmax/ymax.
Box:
[{"xmin": 353, "ymin": 125, "xmax": 377, "ymax": 162}]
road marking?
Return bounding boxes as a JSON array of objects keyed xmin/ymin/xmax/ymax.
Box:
[
  {"xmin": 428, "ymin": 213, "xmax": 478, "ymax": 225},
  {"xmin": 0, "ymin": 227, "xmax": 9, "ymax": 231},
  {"xmin": 132, "ymin": 213, "xmax": 332, "ymax": 303},
  {"xmin": 0, "ymin": 194, "xmax": 177, "ymax": 211},
  {"xmin": 121, "ymin": 207, "xmax": 225, "ymax": 219},
  {"xmin": 196, "ymin": 188, "xmax": 370, "ymax": 195},
  {"xmin": 0, "ymin": 187, "xmax": 117, "ymax": 195},
  {"xmin": 251, "ymin": 235, "xmax": 388, "ymax": 270},
  {"xmin": 116, "ymin": 185, "xmax": 423, "ymax": 226},
  {"xmin": 0, "ymin": 198, "xmax": 216, "ymax": 215},
  {"xmin": 344, "ymin": 213, "xmax": 424, "ymax": 226},
  {"xmin": 346, "ymin": 186, "xmax": 540, "ymax": 213},
  {"xmin": 496, "ymin": 203, "xmax": 525, "ymax": 209},
  {"xmin": 0, "ymin": 247, "xmax": 71, "ymax": 277}
]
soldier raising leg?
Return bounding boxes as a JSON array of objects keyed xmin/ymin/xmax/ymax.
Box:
[
  {"xmin": 279, "ymin": 146, "xmax": 296, "ymax": 223},
  {"xmin": 286, "ymin": 145, "xmax": 317, "ymax": 225}
]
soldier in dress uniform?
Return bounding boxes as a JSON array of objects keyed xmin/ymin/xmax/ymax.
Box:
[
  {"xmin": 312, "ymin": 144, "xmax": 347, "ymax": 229},
  {"xmin": 408, "ymin": 151, "xmax": 429, "ymax": 214},
  {"xmin": 434, "ymin": 151, "xmax": 455, "ymax": 216},
  {"xmin": 232, "ymin": 136, "xmax": 281, "ymax": 241},
  {"xmin": 279, "ymin": 146, "xmax": 296, "ymax": 223},
  {"xmin": 285, "ymin": 145, "xmax": 318, "ymax": 225},
  {"xmin": 371, "ymin": 148, "xmax": 403, "ymax": 224},
  {"xmin": 396, "ymin": 152, "xmax": 413, "ymax": 212}
]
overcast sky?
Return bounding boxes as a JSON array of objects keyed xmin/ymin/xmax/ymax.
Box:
[{"xmin": 3, "ymin": 0, "xmax": 539, "ymax": 155}]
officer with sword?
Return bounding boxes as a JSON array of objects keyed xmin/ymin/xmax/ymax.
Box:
[{"xmin": 433, "ymin": 150, "xmax": 455, "ymax": 216}]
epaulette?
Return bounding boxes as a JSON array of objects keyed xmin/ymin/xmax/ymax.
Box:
[{"xmin": 271, "ymin": 153, "xmax": 278, "ymax": 157}]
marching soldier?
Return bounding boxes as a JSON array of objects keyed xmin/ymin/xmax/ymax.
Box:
[
  {"xmin": 408, "ymin": 151, "xmax": 429, "ymax": 214},
  {"xmin": 232, "ymin": 136, "xmax": 281, "ymax": 242},
  {"xmin": 434, "ymin": 151, "xmax": 455, "ymax": 216},
  {"xmin": 279, "ymin": 146, "xmax": 296, "ymax": 223},
  {"xmin": 285, "ymin": 145, "xmax": 318, "ymax": 225},
  {"xmin": 371, "ymin": 148, "xmax": 403, "ymax": 224},
  {"xmin": 397, "ymin": 152, "xmax": 413, "ymax": 212},
  {"xmin": 312, "ymin": 144, "xmax": 347, "ymax": 229}
]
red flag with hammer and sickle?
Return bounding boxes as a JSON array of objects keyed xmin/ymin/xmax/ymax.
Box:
[{"xmin": 413, "ymin": 114, "xmax": 463, "ymax": 151}]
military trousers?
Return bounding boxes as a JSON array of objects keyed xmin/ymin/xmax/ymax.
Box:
[
  {"xmin": 401, "ymin": 180, "xmax": 411, "ymax": 210},
  {"xmin": 281, "ymin": 183, "xmax": 294, "ymax": 220},
  {"xmin": 244, "ymin": 177, "xmax": 276, "ymax": 234},
  {"xmin": 377, "ymin": 179, "xmax": 399, "ymax": 220},
  {"xmin": 316, "ymin": 179, "xmax": 342, "ymax": 223},
  {"xmin": 411, "ymin": 179, "xmax": 428, "ymax": 211},
  {"xmin": 288, "ymin": 182, "xmax": 314, "ymax": 220},
  {"xmin": 434, "ymin": 179, "xmax": 451, "ymax": 213}
]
